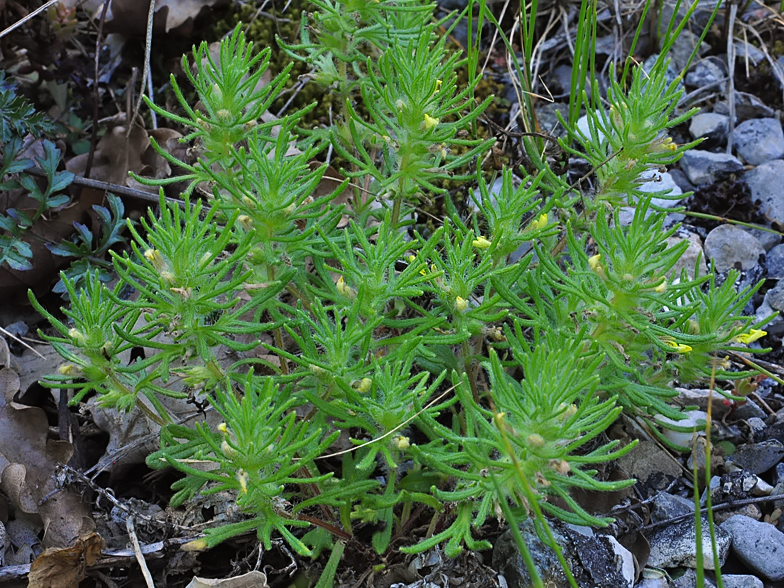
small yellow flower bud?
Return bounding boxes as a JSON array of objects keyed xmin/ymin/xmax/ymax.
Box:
[
  {"xmin": 218, "ymin": 423, "xmax": 228, "ymax": 434},
  {"xmin": 455, "ymin": 296, "xmax": 469, "ymax": 313},
  {"xmin": 58, "ymin": 363, "xmax": 80, "ymax": 376},
  {"xmin": 283, "ymin": 202, "xmax": 296, "ymax": 215},
  {"xmin": 422, "ymin": 113, "xmax": 440, "ymax": 131},
  {"xmin": 654, "ymin": 278, "xmax": 667, "ymax": 293},
  {"xmin": 622, "ymin": 273, "xmax": 635, "ymax": 282},
  {"xmin": 559, "ymin": 403, "xmax": 577, "ymax": 421},
  {"xmin": 160, "ymin": 271, "xmax": 176, "ymax": 284},
  {"xmin": 396, "ymin": 99, "xmax": 405, "ymax": 110},
  {"xmin": 527, "ymin": 433, "xmax": 545, "ymax": 447},
  {"xmin": 549, "ymin": 459, "xmax": 571, "ymax": 475},
  {"xmin": 237, "ymin": 470, "xmax": 248, "ymax": 494},
  {"xmin": 143, "ymin": 249, "xmax": 167, "ymax": 271},
  {"xmin": 394, "ymin": 436, "xmax": 410, "ymax": 450},
  {"xmin": 336, "ymin": 276, "xmax": 357, "ymax": 299},
  {"xmin": 242, "ymin": 196, "xmax": 255, "ymax": 208},
  {"xmin": 357, "ymin": 378, "xmax": 372, "ymax": 393},
  {"xmin": 237, "ymin": 215, "xmax": 253, "ymax": 231},
  {"xmin": 734, "ymin": 329, "xmax": 767, "ymax": 344},
  {"xmin": 216, "ymin": 109, "xmax": 232, "ymax": 122},
  {"xmin": 588, "ymin": 254, "xmax": 602, "ymax": 271},
  {"xmin": 211, "ymin": 83, "xmax": 223, "ymax": 103},
  {"xmin": 243, "ymin": 119, "xmax": 257, "ymax": 132},
  {"xmin": 530, "ymin": 214, "xmax": 548, "ymax": 231},
  {"xmin": 221, "ymin": 440, "xmax": 235, "ymax": 457},
  {"xmin": 68, "ymin": 328, "xmax": 87, "ymax": 345},
  {"xmin": 472, "ymin": 236, "xmax": 492, "ymax": 249},
  {"xmin": 310, "ymin": 364, "xmax": 328, "ymax": 377},
  {"xmin": 199, "ymin": 252, "xmax": 213, "ymax": 267},
  {"xmin": 434, "ymin": 79, "xmax": 442, "ymax": 92},
  {"xmin": 687, "ymin": 319, "xmax": 700, "ymax": 335},
  {"xmin": 665, "ymin": 340, "xmax": 692, "ymax": 353}
]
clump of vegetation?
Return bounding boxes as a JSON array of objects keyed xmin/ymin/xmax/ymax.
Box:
[{"xmin": 27, "ymin": 0, "xmax": 767, "ymax": 585}]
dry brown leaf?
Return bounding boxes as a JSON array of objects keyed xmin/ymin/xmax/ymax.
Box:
[
  {"xmin": 0, "ymin": 367, "xmax": 94, "ymax": 548},
  {"xmin": 66, "ymin": 122, "xmax": 151, "ymax": 188},
  {"xmin": 62, "ymin": 0, "xmax": 226, "ymax": 36},
  {"xmin": 28, "ymin": 532, "xmax": 105, "ymax": 588},
  {"xmin": 185, "ymin": 571, "xmax": 269, "ymax": 588}
]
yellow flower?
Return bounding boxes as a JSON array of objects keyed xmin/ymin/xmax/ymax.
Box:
[
  {"xmin": 588, "ymin": 254, "xmax": 602, "ymax": 271},
  {"xmin": 237, "ymin": 470, "xmax": 249, "ymax": 494},
  {"xmin": 654, "ymin": 278, "xmax": 667, "ymax": 293},
  {"xmin": 530, "ymin": 214, "xmax": 548, "ymax": 231},
  {"xmin": 217, "ymin": 423, "xmax": 228, "ymax": 434},
  {"xmin": 734, "ymin": 329, "xmax": 767, "ymax": 344},
  {"xmin": 357, "ymin": 378, "xmax": 372, "ymax": 393},
  {"xmin": 336, "ymin": 276, "xmax": 357, "ymax": 299},
  {"xmin": 394, "ymin": 435, "xmax": 410, "ymax": 450},
  {"xmin": 68, "ymin": 328, "xmax": 87, "ymax": 345},
  {"xmin": 472, "ymin": 235, "xmax": 492, "ymax": 249},
  {"xmin": 144, "ymin": 248, "xmax": 167, "ymax": 271},
  {"xmin": 455, "ymin": 296, "xmax": 469, "ymax": 313},
  {"xmin": 422, "ymin": 113, "xmax": 440, "ymax": 131},
  {"xmin": 665, "ymin": 340, "xmax": 692, "ymax": 353}
]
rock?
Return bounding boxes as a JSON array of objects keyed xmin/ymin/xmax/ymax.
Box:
[
  {"xmin": 492, "ymin": 519, "xmax": 634, "ymax": 588},
  {"xmin": 765, "ymin": 243, "xmax": 784, "ymax": 278},
  {"xmin": 635, "ymin": 577, "xmax": 670, "ymax": 588},
  {"xmin": 690, "ymin": 113, "xmax": 730, "ymax": 145},
  {"xmin": 685, "ymin": 59, "xmax": 726, "ymax": 89},
  {"xmin": 679, "ymin": 150, "xmax": 745, "ymax": 186},
  {"xmin": 756, "ymin": 296, "xmax": 784, "ymax": 336},
  {"xmin": 732, "ymin": 118, "xmax": 784, "ymax": 165},
  {"xmin": 745, "ymin": 227, "xmax": 781, "ymax": 252},
  {"xmin": 746, "ymin": 417, "xmax": 767, "ymax": 442},
  {"xmin": 715, "ymin": 91, "xmax": 775, "ymax": 122},
  {"xmin": 728, "ymin": 440, "xmax": 784, "ymax": 474},
  {"xmin": 670, "ymin": 30, "xmax": 711, "ymax": 72},
  {"xmin": 734, "ymin": 400, "xmax": 766, "ymax": 421},
  {"xmin": 669, "ymin": 168, "xmax": 696, "ymax": 193},
  {"xmin": 667, "ymin": 232, "xmax": 708, "ymax": 279},
  {"xmin": 746, "ymin": 159, "xmax": 784, "ymax": 228},
  {"xmin": 651, "ymin": 492, "xmax": 695, "ymax": 523},
  {"xmin": 721, "ymin": 515, "xmax": 784, "ymax": 581},
  {"xmin": 646, "ymin": 516, "xmax": 731, "ymax": 569},
  {"xmin": 535, "ymin": 102, "xmax": 570, "ymax": 140},
  {"xmin": 721, "ymin": 575, "xmax": 764, "ymax": 588},
  {"xmin": 704, "ymin": 225, "xmax": 764, "ymax": 272},
  {"xmin": 617, "ymin": 441, "xmax": 683, "ymax": 498},
  {"xmin": 735, "ymin": 42, "xmax": 766, "ymax": 67},
  {"xmin": 777, "ymin": 462, "xmax": 784, "ymax": 485},
  {"xmin": 672, "ymin": 568, "xmax": 715, "ymax": 588}
]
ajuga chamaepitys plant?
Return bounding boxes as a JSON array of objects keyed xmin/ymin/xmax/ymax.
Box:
[{"xmin": 30, "ymin": 0, "xmax": 772, "ymax": 584}]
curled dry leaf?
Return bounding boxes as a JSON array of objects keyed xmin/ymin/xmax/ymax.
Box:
[
  {"xmin": 28, "ymin": 532, "xmax": 105, "ymax": 588},
  {"xmin": 0, "ymin": 343, "xmax": 94, "ymax": 549},
  {"xmin": 61, "ymin": 0, "xmax": 227, "ymax": 36},
  {"xmin": 185, "ymin": 571, "xmax": 269, "ymax": 588}
]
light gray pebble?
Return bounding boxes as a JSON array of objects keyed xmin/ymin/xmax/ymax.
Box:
[
  {"xmin": 646, "ymin": 517, "xmax": 731, "ymax": 570},
  {"xmin": 704, "ymin": 225, "xmax": 764, "ymax": 272},
  {"xmin": 728, "ymin": 440, "xmax": 784, "ymax": 474},
  {"xmin": 766, "ymin": 244, "xmax": 784, "ymax": 278},
  {"xmin": 721, "ymin": 575, "xmax": 764, "ymax": 588},
  {"xmin": 679, "ymin": 150, "xmax": 745, "ymax": 185},
  {"xmin": 733, "ymin": 118, "xmax": 784, "ymax": 165},
  {"xmin": 685, "ymin": 59, "xmax": 726, "ymax": 88},
  {"xmin": 721, "ymin": 515, "xmax": 784, "ymax": 581},
  {"xmin": 744, "ymin": 159, "xmax": 784, "ymax": 228},
  {"xmin": 690, "ymin": 113, "xmax": 729, "ymax": 144}
]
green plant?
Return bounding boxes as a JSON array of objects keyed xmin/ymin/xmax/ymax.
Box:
[
  {"xmin": 0, "ymin": 71, "xmax": 128, "ymax": 297},
  {"xmin": 31, "ymin": 4, "xmax": 770, "ymax": 585}
]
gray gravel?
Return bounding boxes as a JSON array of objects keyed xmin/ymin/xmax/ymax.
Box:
[
  {"xmin": 732, "ymin": 117, "xmax": 784, "ymax": 165},
  {"xmin": 721, "ymin": 515, "xmax": 784, "ymax": 581}
]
